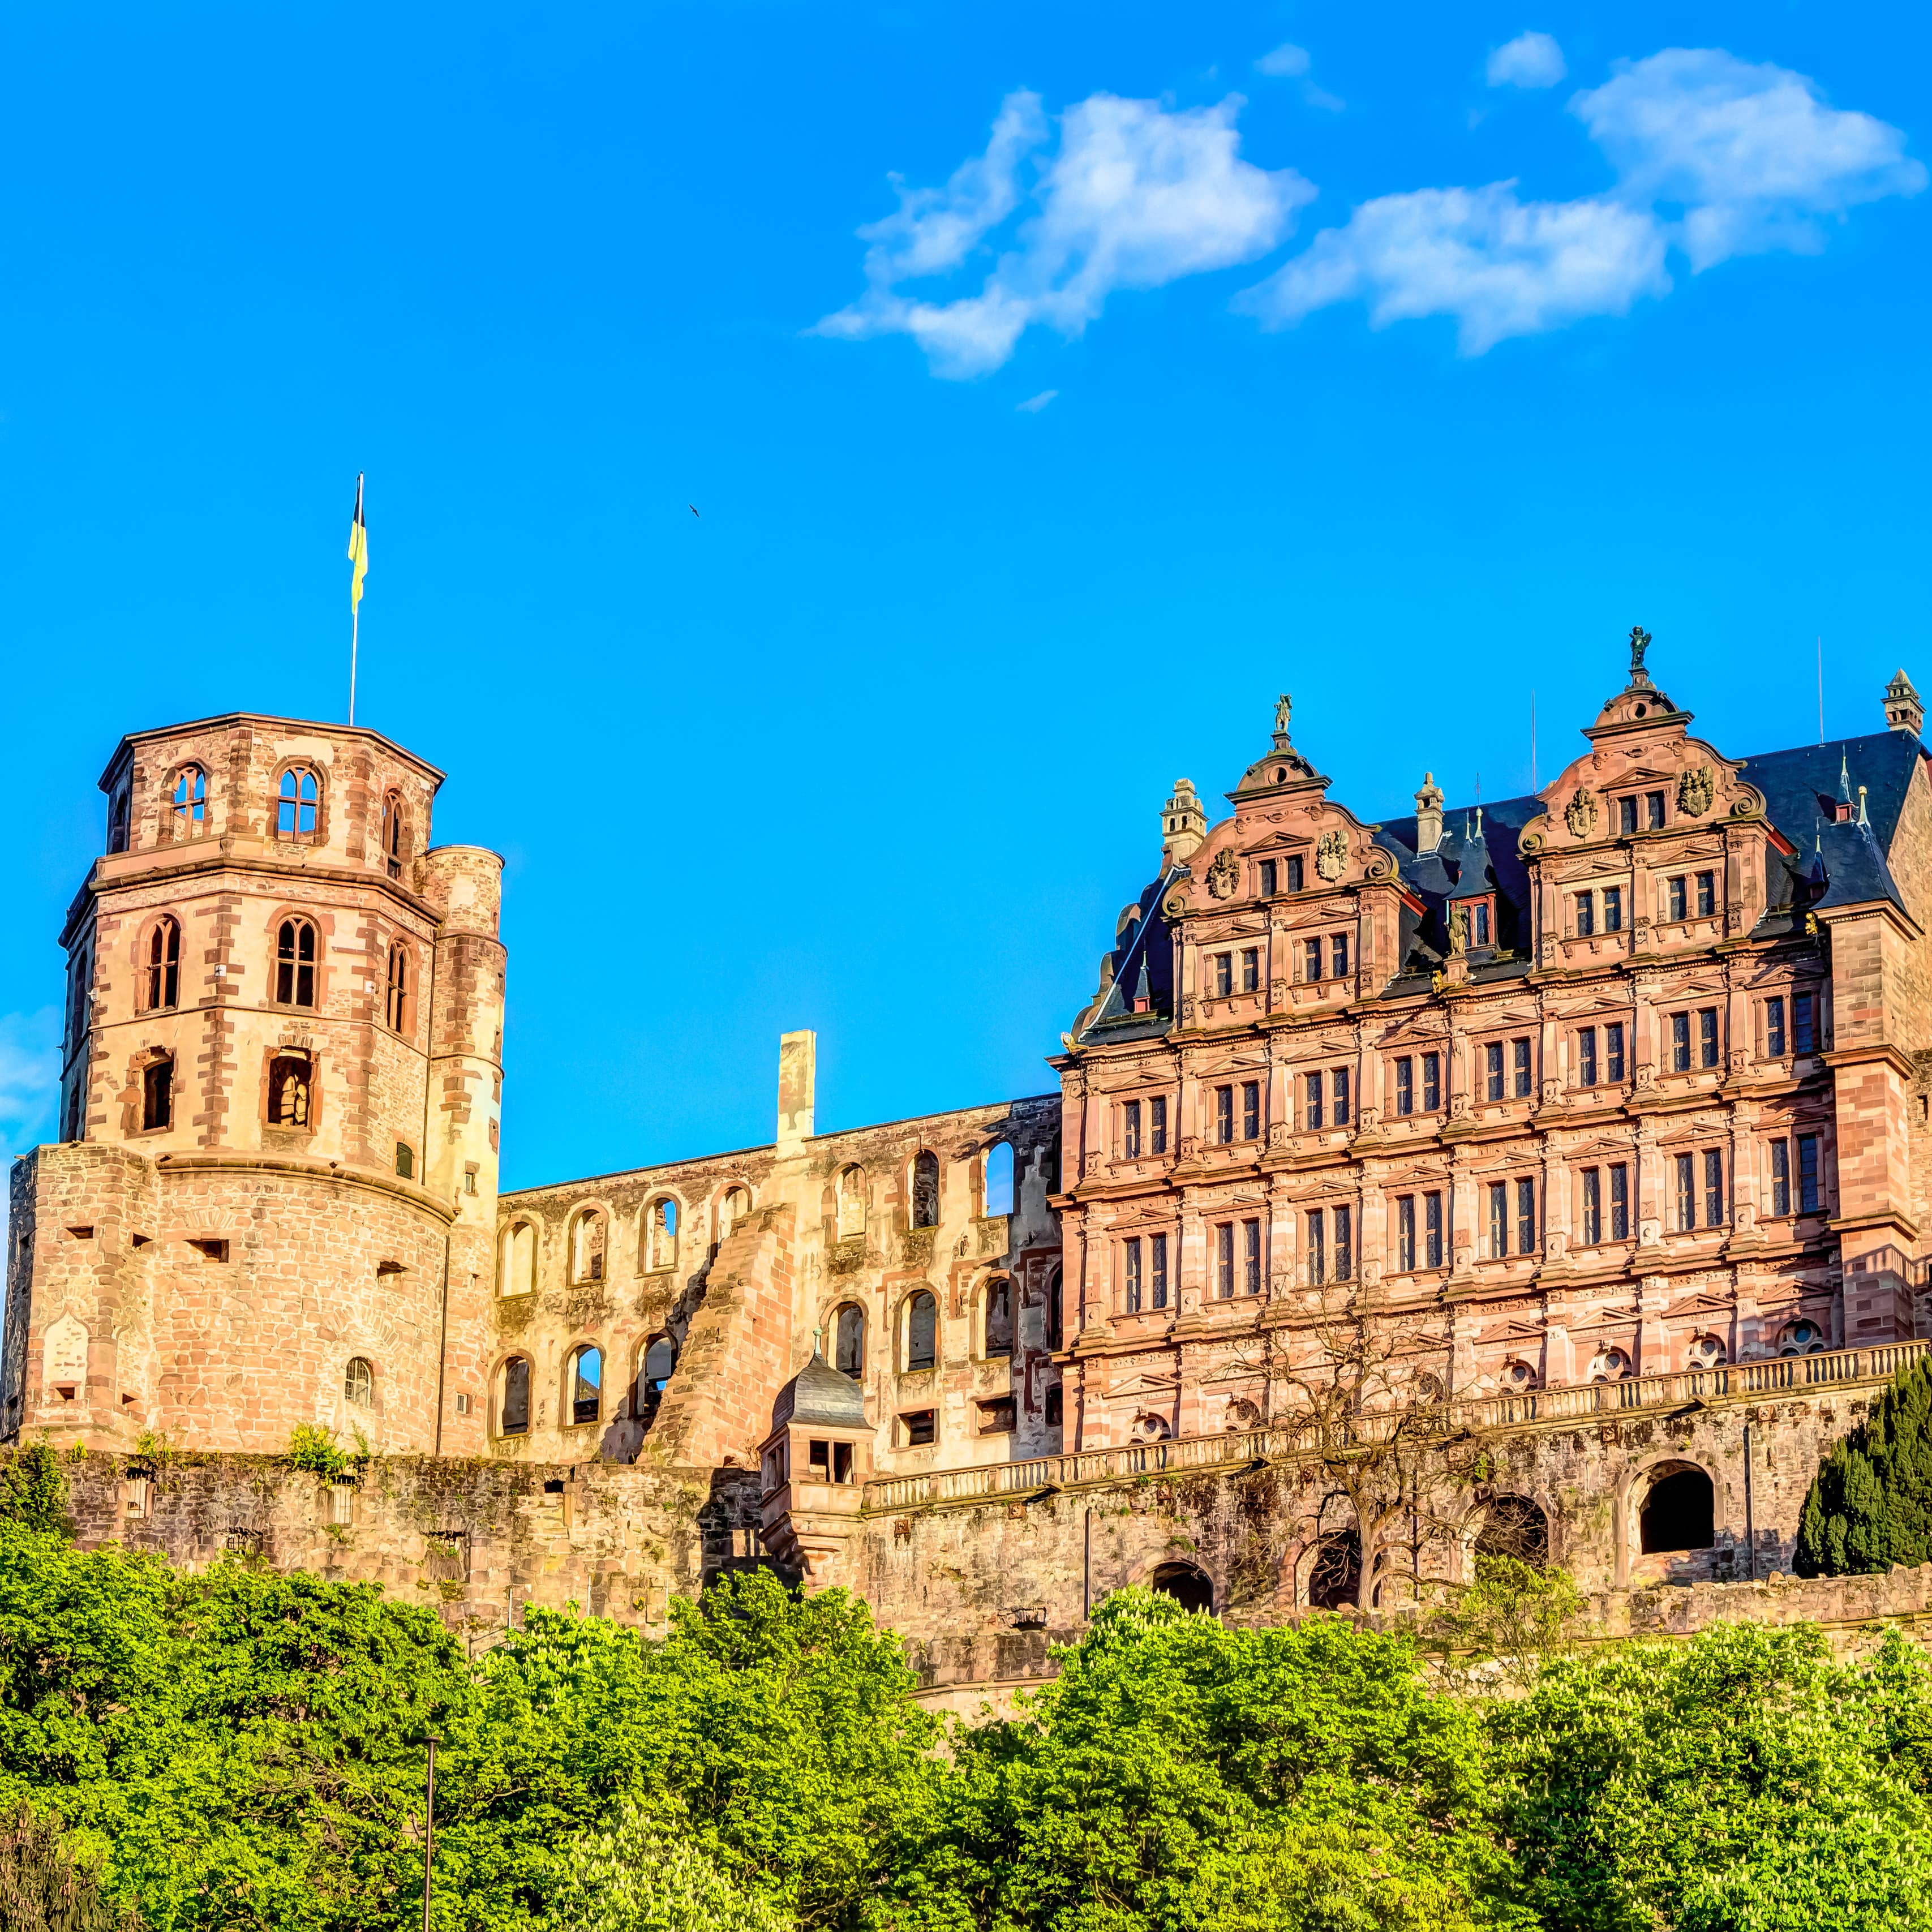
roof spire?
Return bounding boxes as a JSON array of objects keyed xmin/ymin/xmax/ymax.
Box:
[
  {"xmin": 1839, "ymin": 752, "xmax": 1852, "ymax": 802},
  {"xmin": 1858, "ymin": 784, "xmax": 1870, "ymax": 828}
]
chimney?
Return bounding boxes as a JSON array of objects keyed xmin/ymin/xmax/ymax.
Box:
[
  {"xmin": 1885, "ymin": 668, "xmax": 1924, "ymax": 736},
  {"xmin": 1414, "ymin": 771, "xmax": 1445, "ymax": 855},
  {"xmin": 1161, "ymin": 778, "xmax": 1207, "ymax": 866},
  {"xmin": 777, "ymin": 1030, "xmax": 815, "ymax": 1148}
]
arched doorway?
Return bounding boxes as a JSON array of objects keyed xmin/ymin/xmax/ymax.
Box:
[
  {"xmin": 1148, "ymin": 1561, "xmax": 1213, "ymax": 1613},
  {"xmin": 1474, "ymin": 1494, "xmax": 1550, "ymax": 1566},
  {"xmin": 1307, "ymin": 1529, "xmax": 1361, "ymax": 1610},
  {"xmin": 1640, "ymin": 1465, "xmax": 1714, "ymax": 1554}
]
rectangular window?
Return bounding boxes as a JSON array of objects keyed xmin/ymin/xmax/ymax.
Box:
[
  {"xmin": 1576, "ymin": 890, "xmax": 1595, "ymax": 937},
  {"xmin": 1332, "ymin": 1067, "xmax": 1351, "ymax": 1127},
  {"xmin": 900, "ymin": 1410, "xmax": 937, "ymax": 1446},
  {"xmin": 1287, "ymin": 855, "xmax": 1305, "ymax": 892},
  {"xmin": 1704, "ymin": 1148, "xmax": 1724, "ymax": 1226},
  {"xmin": 1242, "ymin": 1080, "xmax": 1260, "ymax": 1140},
  {"xmin": 1240, "ymin": 947, "xmax": 1260, "ymax": 994},
  {"xmin": 1668, "ymin": 875, "xmax": 1688, "ymax": 921},
  {"xmin": 1798, "ymin": 1132, "xmax": 1821, "ymax": 1213},
  {"xmin": 1333, "ymin": 1205, "xmax": 1352, "ymax": 1282},
  {"xmin": 1604, "ymin": 885, "xmax": 1623, "ymax": 932},
  {"xmin": 1214, "ymin": 952, "xmax": 1233, "ymax": 997},
  {"xmin": 1514, "ymin": 1037, "xmax": 1532, "ymax": 1098},
  {"xmin": 1124, "ymin": 1237, "xmax": 1143, "ymax": 1312},
  {"xmin": 1305, "ymin": 938, "xmax": 1323, "ymax": 982},
  {"xmin": 1306, "ymin": 1210, "xmax": 1326, "ymax": 1286},
  {"xmin": 1150, "ymin": 1096, "xmax": 1168, "ymax": 1154},
  {"xmin": 1675, "ymin": 1152, "xmax": 1695, "ymax": 1229},
  {"xmin": 1619, "ymin": 795, "xmax": 1638, "ymax": 836},
  {"xmin": 1152, "ymin": 1231, "xmax": 1169, "ymax": 1308},
  {"xmin": 1766, "ymin": 996, "xmax": 1787, "ymax": 1058},
  {"xmin": 1696, "ymin": 870, "xmax": 1716, "ymax": 918},
  {"xmin": 1217, "ymin": 1222, "xmax": 1234, "ymax": 1298},
  {"xmin": 1770, "ymin": 1137, "xmax": 1791, "ymax": 1216},
  {"xmin": 1579, "ymin": 1027, "xmax": 1599, "ymax": 1087},
  {"xmin": 1517, "ymin": 1177, "xmax": 1536, "ymax": 1255},
  {"xmin": 1123, "ymin": 1100, "xmax": 1141, "ymax": 1158},
  {"xmin": 1671, "ymin": 1012, "xmax": 1691, "ymax": 1072},
  {"xmin": 395, "ymin": 1141, "xmax": 414, "ymax": 1180},
  {"xmin": 1243, "ymin": 1218, "xmax": 1262, "ymax": 1294},
  {"xmin": 1647, "ymin": 790, "xmax": 1666, "ymax": 829},
  {"xmin": 1259, "ymin": 859, "xmax": 1277, "ymax": 896},
  {"xmin": 1331, "ymin": 934, "xmax": 1350, "ymax": 978},
  {"xmin": 1794, "ymin": 991, "xmax": 1818, "ymax": 1054},
  {"xmin": 1397, "ymin": 1195, "xmax": 1416, "ymax": 1272},
  {"xmin": 1609, "ymin": 1162, "xmax": 1629, "ymax": 1240},
  {"xmin": 141, "ymin": 1058, "xmax": 173, "ymax": 1132},
  {"xmin": 1423, "ymin": 1052, "xmax": 1441, "ymax": 1112},
  {"xmin": 1582, "ymin": 1167, "xmax": 1602, "ymax": 1245},
  {"xmin": 1699, "ymin": 1007, "xmax": 1719, "ymax": 1068},
  {"xmin": 1305, "ymin": 1072, "xmax": 1324, "ymax": 1131},
  {"xmin": 1396, "ymin": 1057, "xmax": 1414, "ymax": 1115},
  {"xmin": 1472, "ymin": 902, "xmax": 1491, "ymax": 947},
  {"xmin": 1424, "ymin": 1191, "xmax": 1444, "ymax": 1269},
  {"xmin": 1488, "ymin": 1181, "xmax": 1508, "ymax": 1257},
  {"xmin": 1215, "ymin": 1085, "xmax": 1234, "ymax": 1144},
  {"xmin": 1486, "ymin": 1041, "xmax": 1505, "ymax": 1102},
  {"xmin": 1607, "ymin": 1022, "xmax": 1626, "ymax": 1083}
]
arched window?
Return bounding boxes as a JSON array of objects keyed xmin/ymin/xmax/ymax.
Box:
[
  {"xmin": 170, "ymin": 765, "xmax": 207, "ymax": 839},
  {"xmin": 345, "ymin": 1358, "xmax": 374, "ymax": 1407},
  {"xmin": 1148, "ymin": 1561, "xmax": 1214, "ymax": 1613},
  {"xmin": 1639, "ymin": 1465, "xmax": 1714, "ymax": 1554},
  {"xmin": 385, "ymin": 942, "xmax": 409, "ymax": 1033},
  {"xmin": 144, "ymin": 917, "xmax": 181, "ymax": 1012},
  {"xmin": 275, "ymin": 918, "xmax": 317, "ymax": 1007},
  {"xmin": 905, "ymin": 1291, "xmax": 938, "ymax": 1372},
  {"xmin": 1307, "ymin": 1529, "xmax": 1361, "ymax": 1610},
  {"xmin": 634, "ymin": 1334, "xmax": 676, "ymax": 1421},
  {"xmin": 381, "ymin": 791, "xmax": 407, "ymax": 879},
  {"xmin": 984, "ymin": 1141, "xmax": 1015, "ymax": 1217},
  {"xmin": 570, "ymin": 1209, "xmax": 607, "ymax": 1283},
  {"xmin": 912, "ymin": 1151, "xmax": 940, "ymax": 1229},
  {"xmin": 497, "ymin": 1221, "xmax": 537, "ymax": 1296},
  {"xmin": 837, "ymin": 1166, "xmax": 866, "ymax": 1238},
  {"xmin": 1590, "ymin": 1347, "xmax": 1633, "ymax": 1384},
  {"xmin": 983, "ymin": 1277, "xmax": 1013, "ymax": 1358},
  {"xmin": 1779, "ymin": 1319, "xmax": 1826, "ymax": 1357},
  {"xmin": 499, "ymin": 1356, "xmax": 531, "ymax": 1436},
  {"xmin": 1687, "ymin": 1333, "xmax": 1726, "ymax": 1371},
  {"xmin": 834, "ymin": 1303, "xmax": 865, "ymax": 1377},
  {"xmin": 277, "ymin": 767, "xmax": 320, "ymax": 843},
  {"xmin": 106, "ymin": 788, "xmax": 130, "ymax": 854},
  {"xmin": 568, "ymin": 1345, "xmax": 602, "ymax": 1426},
  {"xmin": 1474, "ymin": 1495, "xmax": 1549, "ymax": 1565},
  {"xmin": 718, "ymin": 1186, "xmax": 751, "ymax": 1241},
  {"xmin": 268, "ymin": 1052, "xmax": 312, "ymax": 1128},
  {"xmin": 1045, "ymin": 1265, "xmax": 1064, "ymax": 1351},
  {"xmin": 643, "ymin": 1197, "xmax": 678, "ymax": 1272}
]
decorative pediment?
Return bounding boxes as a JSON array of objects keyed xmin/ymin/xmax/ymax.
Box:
[{"xmin": 1106, "ymin": 1372, "xmax": 1182, "ymax": 1399}]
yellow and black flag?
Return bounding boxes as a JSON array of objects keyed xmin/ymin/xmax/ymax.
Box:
[{"xmin": 347, "ymin": 473, "xmax": 368, "ymax": 613}]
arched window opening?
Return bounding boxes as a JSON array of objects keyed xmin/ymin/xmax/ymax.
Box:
[
  {"xmin": 1501, "ymin": 1359, "xmax": 1539, "ymax": 1393},
  {"xmin": 634, "ymin": 1334, "xmax": 676, "ymax": 1422},
  {"xmin": 905, "ymin": 1291, "xmax": 938, "ymax": 1372},
  {"xmin": 144, "ymin": 917, "xmax": 181, "ymax": 1012},
  {"xmin": 984, "ymin": 1141, "xmax": 1015, "ymax": 1217},
  {"xmin": 1640, "ymin": 1466, "xmax": 1715, "ymax": 1555},
  {"xmin": 385, "ymin": 943, "xmax": 409, "ymax": 1033},
  {"xmin": 1779, "ymin": 1319, "xmax": 1826, "ymax": 1357},
  {"xmin": 570, "ymin": 1210, "xmax": 607, "ymax": 1283},
  {"xmin": 643, "ymin": 1197, "xmax": 679, "ymax": 1272},
  {"xmin": 345, "ymin": 1357, "xmax": 374, "ymax": 1408},
  {"xmin": 275, "ymin": 918, "xmax": 317, "ymax": 1007},
  {"xmin": 983, "ymin": 1278, "xmax": 1013, "ymax": 1358},
  {"xmin": 171, "ymin": 766, "xmax": 207, "ymax": 839},
  {"xmin": 1148, "ymin": 1561, "xmax": 1214, "ymax": 1613},
  {"xmin": 268, "ymin": 1052, "xmax": 312, "ymax": 1129},
  {"xmin": 1474, "ymin": 1495, "xmax": 1549, "ymax": 1566},
  {"xmin": 912, "ymin": 1151, "xmax": 940, "ymax": 1229},
  {"xmin": 1307, "ymin": 1530, "xmax": 1362, "ymax": 1611},
  {"xmin": 141, "ymin": 1055, "xmax": 174, "ymax": 1132},
  {"xmin": 837, "ymin": 1166, "xmax": 866, "ymax": 1239},
  {"xmin": 1590, "ymin": 1347, "xmax": 1633, "ymax": 1384},
  {"xmin": 1045, "ymin": 1265, "xmax": 1064, "ymax": 1351},
  {"xmin": 497, "ymin": 1221, "xmax": 537, "ymax": 1297},
  {"xmin": 834, "ymin": 1302, "xmax": 866, "ymax": 1377},
  {"xmin": 718, "ymin": 1186, "xmax": 750, "ymax": 1241},
  {"xmin": 499, "ymin": 1357, "xmax": 531, "ymax": 1436},
  {"xmin": 277, "ymin": 767, "xmax": 320, "ymax": 843},
  {"xmin": 568, "ymin": 1345, "xmax": 603, "ymax": 1427},
  {"xmin": 106, "ymin": 789, "xmax": 130, "ymax": 855},
  {"xmin": 1687, "ymin": 1333, "xmax": 1727, "ymax": 1371},
  {"xmin": 381, "ymin": 791, "xmax": 407, "ymax": 879}
]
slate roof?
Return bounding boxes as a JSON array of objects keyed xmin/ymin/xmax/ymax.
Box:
[{"xmin": 771, "ymin": 1353, "xmax": 867, "ymax": 1430}]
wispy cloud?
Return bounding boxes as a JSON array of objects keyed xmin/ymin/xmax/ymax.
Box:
[
  {"xmin": 0, "ymin": 1008, "xmax": 60, "ymax": 1249},
  {"xmin": 1487, "ymin": 32, "xmax": 1566, "ymax": 89},
  {"xmin": 1016, "ymin": 389, "xmax": 1059, "ymax": 412},
  {"xmin": 817, "ymin": 90, "xmax": 1315, "ymax": 377},
  {"xmin": 1256, "ymin": 41, "xmax": 1345, "ymax": 112},
  {"xmin": 1241, "ymin": 46, "xmax": 1923, "ymax": 352}
]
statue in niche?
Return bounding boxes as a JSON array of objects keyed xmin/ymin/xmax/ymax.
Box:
[
  {"xmin": 1678, "ymin": 764, "xmax": 1715, "ymax": 817},
  {"xmin": 1205, "ymin": 848, "xmax": 1241, "ymax": 899},
  {"xmin": 1315, "ymin": 830, "xmax": 1347, "ymax": 881},
  {"xmin": 1448, "ymin": 904, "xmax": 1469, "ymax": 955},
  {"xmin": 1565, "ymin": 788, "xmax": 1599, "ymax": 839}
]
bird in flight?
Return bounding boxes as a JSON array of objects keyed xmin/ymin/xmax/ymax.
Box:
[{"xmin": 689, "ymin": 505, "xmax": 700, "ymax": 518}]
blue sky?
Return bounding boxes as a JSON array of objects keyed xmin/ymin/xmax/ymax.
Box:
[{"xmin": 2, "ymin": 2, "xmax": 1927, "ymax": 1192}]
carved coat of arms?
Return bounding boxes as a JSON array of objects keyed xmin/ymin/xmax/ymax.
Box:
[
  {"xmin": 1205, "ymin": 848, "xmax": 1241, "ymax": 899},
  {"xmin": 1315, "ymin": 830, "xmax": 1347, "ymax": 881},
  {"xmin": 1565, "ymin": 788, "xmax": 1599, "ymax": 839},
  {"xmin": 1677, "ymin": 764, "xmax": 1715, "ymax": 816}
]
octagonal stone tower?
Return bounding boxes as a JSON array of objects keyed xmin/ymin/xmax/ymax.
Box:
[{"xmin": 3, "ymin": 714, "xmax": 505, "ymax": 1456}]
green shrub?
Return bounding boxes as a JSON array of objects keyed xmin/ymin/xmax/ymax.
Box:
[
  {"xmin": 1796, "ymin": 1354, "xmax": 1932, "ymax": 1574},
  {"xmin": 283, "ymin": 1423, "xmax": 352, "ymax": 1480},
  {"xmin": 0, "ymin": 1443, "xmax": 75, "ymax": 1539}
]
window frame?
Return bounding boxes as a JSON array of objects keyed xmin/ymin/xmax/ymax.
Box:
[
  {"xmin": 384, "ymin": 940, "xmax": 410, "ymax": 1034},
  {"xmin": 140, "ymin": 1054, "xmax": 174, "ymax": 1133},
  {"xmin": 144, "ymin": 916, "xmax": 182, "ymax": 1014},
  {"xmin": 275, "ymin": 765, "xmax": 323, "ymax": 845},
  {"xmin": 274, "ymin": 916, "xmax": 319, "ymax": 1009},
  {"xmin": 170, "ymin": 764, "xmax": 208, "ymax": 840}
]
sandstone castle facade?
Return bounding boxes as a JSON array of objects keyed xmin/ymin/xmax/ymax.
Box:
[{"xmin": 11, "ymin": 639, "xmax": 1932, "ymax": 1683}]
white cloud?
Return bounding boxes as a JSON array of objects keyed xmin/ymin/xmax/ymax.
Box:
[
  {"xmin": 1487, "ymin": 32, "xmax": 1567, "ymax": 89},
  {"xmin": 1016, "ymin": 389, "xmax": 1059, "ymax": 412},
  {"xmin": 1573, "ymin": 47, "xmax": 1927, "ymax": 269},
  {"xmin": 818, "ymin": 90, "xmax": 1315, "ymax": 376},
  {"xmin": 1239, "ymin": 183, "xmax": 1668, "ymax": 351},
  {"xmin": 1257, "ymin": 43, "xmax": 1310, "ymax": 79},
  {"xmin": 1243, "ymin": 45, "xmax": 1921, "ymax": 351}
]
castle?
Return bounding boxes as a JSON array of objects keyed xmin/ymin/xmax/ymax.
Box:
[{"xmin": 10, "ymin": 639, "xmax": 1932, "ymax": 1682}]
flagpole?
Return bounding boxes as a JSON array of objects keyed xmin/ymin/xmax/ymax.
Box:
[
  {"xmin": 347, "ymin": 471, "xmax": 367, "ymax": 727},
  {"xmin": 350, "ymin": 601, "xmax": 359, "ymax": 727}
]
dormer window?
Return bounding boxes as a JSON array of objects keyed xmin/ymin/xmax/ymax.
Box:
[
  {"xmin": 1470, "ymin": 900, "xmax": 1491, "ymax": 947},
  {"xmin": 277, "ymin": 767, "xmax": 320, "ymax": 843},
  {"xmin": 171, "ymin": 765, "xmax": 207, "ymax": 838}
]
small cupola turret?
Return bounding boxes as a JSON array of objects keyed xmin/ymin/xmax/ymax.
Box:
[
  {"xmin": 1414, "ymin": 771, "xmax": 1444, "ymax": 854},
  {"xmin": 1885, "ymin": 668, "xmax": 1923, "ymax": 736},
  {"xmin": 1161, "ymin": 778, "xmax": 1207, "ymax": 865}
]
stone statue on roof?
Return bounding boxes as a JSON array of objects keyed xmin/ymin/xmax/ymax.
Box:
[
  {"xmin": 1629, "ymin": 625, "xmax": 1652, "ymax": 684},
  {"xmin": 1274, "ymin": 692, "xmax": 1293, "ymax": 736}
]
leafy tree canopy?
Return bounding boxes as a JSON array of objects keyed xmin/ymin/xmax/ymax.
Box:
[{"xmin": 1796, "ymin": 1355, "xmax": 1932, "ymax": 1574}]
